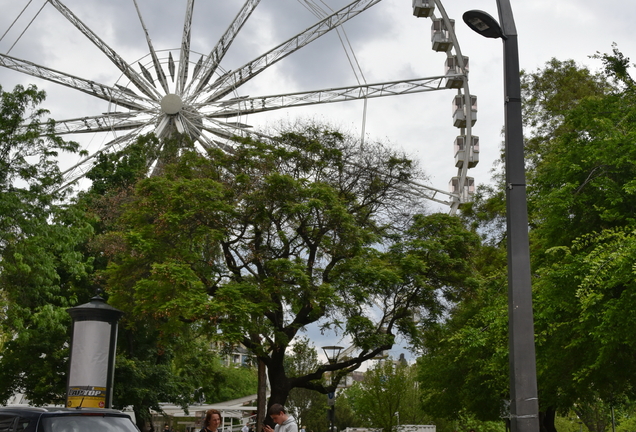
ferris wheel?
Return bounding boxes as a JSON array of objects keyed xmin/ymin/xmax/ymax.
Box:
[{"xmin": 0, "ymin": 0, "xmax": 478, "ymax": 214}]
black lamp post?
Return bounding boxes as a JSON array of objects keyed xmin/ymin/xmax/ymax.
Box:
[
  {"xmin": 66, "ymin": 295, "xmax": 124, "ymax": 409},
  {"xmin": 463, "ymin": 4, "xmax": 539, "ymax": 432},
  {"xmin": 322, "ymin": 346, "xmax": 343, "ymax": 432}
]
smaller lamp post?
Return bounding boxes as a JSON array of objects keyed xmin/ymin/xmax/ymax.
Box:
[
  {"xmin": 66, "ymin": 295, "xmax": 123, "ymax": 409},
  {"xmin": 322, "ymin": 346, "xmax": 343, "ymax": 432}
]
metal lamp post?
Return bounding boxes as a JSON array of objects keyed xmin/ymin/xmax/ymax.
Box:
[
  {"xmin": 462, "ymin": 3, "xmax": 539, "ymax": 432},
  {"xmin": 322, "ymin": 346, "xmax": 343, "ymax": 432},
  {"xmin": 66, "ymin": 295, "xmax": 124, "ymax": 409}
]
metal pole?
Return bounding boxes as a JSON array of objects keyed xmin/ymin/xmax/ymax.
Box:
[
  {"xmin": 496, "ymin": 1, "xmax": 540, "ymax": 432},
  {"xmin": 257, "ymin": 358, "xmax": 267, "ymax": 432},
  {"xmin": 330, "ymin": 403, "xmax": 335, "ymax": 432}
]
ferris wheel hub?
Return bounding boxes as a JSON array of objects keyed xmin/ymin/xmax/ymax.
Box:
[{"xmin": 161, "ymin": 93, "xmax": 183, "ymax": 115}]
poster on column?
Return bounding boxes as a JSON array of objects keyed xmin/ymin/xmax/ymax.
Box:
[
  {"xmin": 66, "ymin": 320, "xmax": 111, "ymax": 408},
  {"xmin": 67, "ymin": 386, "xmax": 107, "ymax": 408}
]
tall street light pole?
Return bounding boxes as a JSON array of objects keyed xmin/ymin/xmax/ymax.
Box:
[{"xmin": 462, "ymin": 3, "xmax": 540, "ymax": 432}]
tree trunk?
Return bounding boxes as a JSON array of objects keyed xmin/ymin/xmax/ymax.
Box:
[
  {"xmin": 540, "ymin": 407, "xmax": 557, "ymax": 432},
  {"xmin": 266, "ymin": 359, "xmax": 292, "ymax": 414},
  {"xmin": 257, "ymin": 359, "xmax": 267, "ymax": 432},
  {"xmin": 133, "ymin": 406, "xmax": 153, "ymax": 432}
]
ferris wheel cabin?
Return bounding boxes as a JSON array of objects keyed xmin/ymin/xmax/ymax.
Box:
[
  {"xmin": 454, "ymin": 135, "xmax": 480, "ymax": 169},
  {"xmin": 445, "ymin": 56, "xmax": 468, "ymax": 89},
  {"xmin": 452, "ymin": 94, "xmax": 478, "ymax": 128},
  {"xmin": 449, "ymin": 177, "xmax": 475, "ymax": 202},
  {"xmin": 431, "ymin": 19, "xmax": 454, "ymax": 52},
  {"xmin": 412, "ymin": 0, "xmax": 435, "ymax": 18}
]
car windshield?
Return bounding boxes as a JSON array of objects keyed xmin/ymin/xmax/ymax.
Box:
[{"xmin": 41, "ymin": 415, "xmax": 138, "ymax": 432}]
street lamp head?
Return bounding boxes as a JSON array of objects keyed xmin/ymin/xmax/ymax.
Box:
[
  {"xmin": 322, "ymin": 345, "xmax": 343, "ymax": 364},
  {"xmin": 462, "ymin": 10, "xmax": 506, "ymax": 40}
]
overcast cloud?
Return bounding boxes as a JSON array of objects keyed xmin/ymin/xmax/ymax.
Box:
[{"xmin": 1, "ymin": 0, "xmax": 635, "ymax": 360}]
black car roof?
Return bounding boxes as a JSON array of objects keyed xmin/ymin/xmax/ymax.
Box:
[{"xmin": 0, "ymin": 406, "xmax": 129, "ymax": 417}]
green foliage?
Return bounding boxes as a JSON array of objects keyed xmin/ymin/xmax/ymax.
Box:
[
  {"xmin": 533, "ymin": 228, "xmax": 636, "ymax": 415},
  {"xmin": 95, "ymin": 124, "xmax": 478, "ymax": 408},
  {"xmin": 429, "ymin": 47, "xmax": 636, "ymax": 432},
  {"xmin": 525, "ymin": 49, "xmax": 636, "ymax": 428},
  {"xmin": 417, "ymin": 270, "xmax": 509, "ymax": 422},
  {"xmin": 592, "ymin": 44, "xmax": 635, "ymax": 89},
  {"xmin": 284, "ymin": 338, "xmax": 330, "ymax": 432},
  {"xmin": 0, "ymin": 202, "xmax": 99, "ymax": 405},
  {"xmin": 114, "ymin": 323, "xmax": 256, "ymax": 425},
  {"xmin": 554, "ymin": 413, "xmax": 585, "ymax": 432},
  {"xmin": 529, "ymin": 93, "xmax": 636, "ymax": 249},
  {"xmin": 0, "ymin": 85, "xmax": 89, "ymax": 405},
  {"xmin": 420, "ymin": 51, "xmax": 636, "ymax": 430},
  {"xmin": 0, "ymin": 102, "xmax": 255, "ymax": 430},
  {"xmin": 521, "ymin": 58, "xmax": 611, "ymax": 171},
  {"xmin": 344, "ymin": 360, "xmax": 431, "ymax": 431},
  {"xmin": 86, "ymin": 134, "xmax": 169, "ymax": 195},
  {"xmin": 413, "ymin": 200, "xmax": 508, "ymax": 423},
  {"xmin": 212, "ymin": 364, "xmax": 258, "ymax": 403},
  {"xmin": 0, "ymin": 84, "xmax": 80, "ymax": 195}
]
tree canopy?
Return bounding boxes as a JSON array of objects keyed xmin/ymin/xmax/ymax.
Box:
[
  {"xmin": 94, "ymin": 124, "xmax": 480, "ymax": 408},
  {"xmin": 527, "ymin": 49, "xmax": 636, "ymax": 429},
  {"xmin": 0, "ymin": 88, "xmax": 257, "ymax": 431},
  {"xmin": 0, "ymin": 84, "xmax": 87, "ymax": 405},
  {"xmin": 416, "ymin": 49, "xmax": 636, "ymax": 432}
]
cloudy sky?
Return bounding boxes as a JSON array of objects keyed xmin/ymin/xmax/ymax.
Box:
[{"xmin": 1, "ymin": 0, "xmax": 635, "ymax": 360}]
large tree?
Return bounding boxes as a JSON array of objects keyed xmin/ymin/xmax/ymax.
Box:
[
  {"xmin": 81, "ymin": 135, "xmax": 259, "ymax": 430},
  {"xmin": 527, "ymin": 49, "xmax": 636, "ymax": 432},
  {"xmin": 416, "ymin": 51, "xmax": 636, "ymax": 432},
  {"xmin": 0, "ymin": 111, "xmax": 257, "ymax": 431},
  {"xmin": 0, "ymin": 84, "xmax": 87, "ymax": 405},
  {"xmin": 96, "ymin": 125, "xmax": 480, "ymax": 409}
]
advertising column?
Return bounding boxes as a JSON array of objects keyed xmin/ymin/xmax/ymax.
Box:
[{"xmin": 66, "ymin": 296, "xmax": 124, "ymax": 409}]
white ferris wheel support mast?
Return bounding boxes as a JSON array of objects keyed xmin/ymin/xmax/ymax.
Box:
[
  {"xmin": 49, "ymin": 113, "xmax": 147, "ymax": 135},
  {"xmin": 42, "ymin": 76, "xmax": 458, "ymax": 137}
]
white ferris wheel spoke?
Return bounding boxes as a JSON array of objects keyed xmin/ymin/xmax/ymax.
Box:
[
  {"xmin": 176, "ymin": 0, "xmax": 195, "ymax": 96},
  {"xmin": 50, "ymin": 112, "xmax": 153, "ymax": 135},
  {"xmin": 132, "ymin": 0, "xmax": 170, "ymax": 95},
  {"xmin": 200, "ymin": 76, "xmax": 457, "ymax": 118},
  {"xmin": 201, "ymin": 119, "xmax": 256, "ymax": 142},
  {"xmin": 0, "ymin": 53, "xmax": 153, "ymax": 111},
  {"xmin": 46, "ymin": 0, "xmax": 162, "ymax": 101},
  {"xmin": 186, "ymin": 0, "xmax": 262, "ymax": 97},
  {"xmin": 197, "ymin": 0, "xmax": 383, "ymax": 104},
  {"xmin": 58, "ymin": 126, "xmax": 149, "ymax": 190}
]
